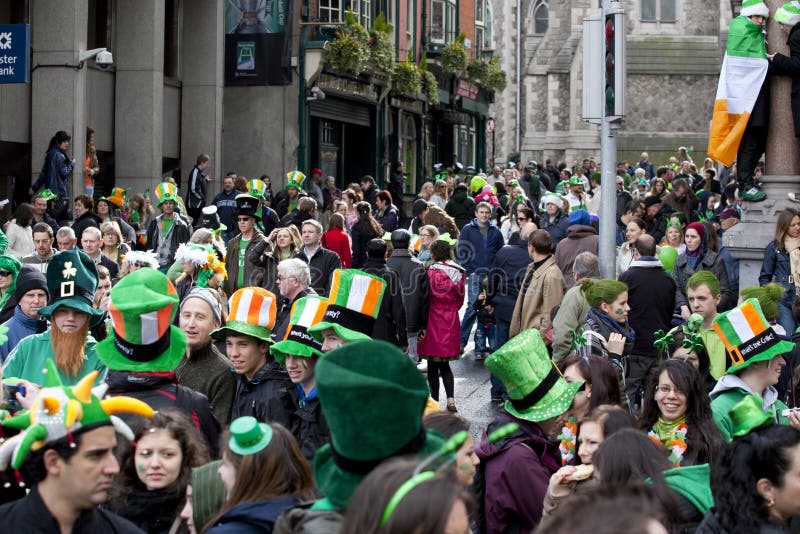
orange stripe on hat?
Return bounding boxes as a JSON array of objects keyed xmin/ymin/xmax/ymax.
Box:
[
  {"xmin": 247, "ymin": 291, "xmax": 264, "ymax": 325},
  {"xmin": 109, "ymin": 303, "xmax": 125, "ymax": 338},
  {"xmin": 166, "ymin": 278, "xmax": 177, "ymax": 296},
  {"xmin": 156, "ymin": 302, "xmax": 172, "ymax": 337},
  {"xmin": 741, "ymin": 302, "xmax": 767, "ymax": 336},
  {"xmin": 230, "ymin": 290, "xmax": 243, "ymax": 318},
  {"xmin": 313, "ymin": 301, "xmax": 327, "ymax": 323},
  {"xmin": 360, "ymin": 278, "xmax": 383, "ymax": 317},
  {"xmin": 712, "ymin": 322, "xmax": 733, "ymax": 352},
  {"xmin": 329, "ymin": 270, "xmax": 343, "ymax": 301}
]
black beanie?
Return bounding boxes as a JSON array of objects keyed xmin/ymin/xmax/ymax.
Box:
[{"xmin": 14, "ymin": 265, "xmax": 50, "ymax": 303}]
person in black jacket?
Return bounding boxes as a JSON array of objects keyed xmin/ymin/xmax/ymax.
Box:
[
  {"xmin": 361, "ymin": 239, "xmax": 407, "ymax": 348},
  {"xmin": 187, "ymin": 153, "xmax": 210, "ymax": 223},
  {"xmin": 71, "ymin": 194, "xmax": 101, "ymax": 250},
  {"xmin": 386, "ymin": 229, "xmax": 429, "ymax": 363},
  {"xmin": 211, "ymin": 286, "xmax": 293, "ymax": 428},
  {"xmin": 98, "ymin": 268, "xmax": 222, "ymax": 457},
  {"xmin": 388, "ymin": 161, "xmax": 408, "ymax": 225},
  {"xmin": 618, "ymin": 234, "xmax": 677, "ymax": 407},
  {"xmin": 350, "ymin": 201, "xmax": 383, "ymax": 268},
  {"xmin": 294, "ymin": 219, "xmax": 341, "ymax": 295}
]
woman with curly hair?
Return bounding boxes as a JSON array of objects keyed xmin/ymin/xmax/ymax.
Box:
[
  {"xmin": 698, "ymin": 424, "xmax": 800, "ymax": 533},
  {"xmin": 351, "ymin": 201, "xmax": 383, "ymax": 268},
  {"xmin": 107, "ymin": 409, "xmax": 210, "ymax": 533},
  {"xmin": 423, "ymin": 205, "xmax": 459, "ymax": 239},
  {"xmin": 268, "ymin": 226, "xmax": 302, "ymax": 261},
  {"xmin": 639, "ymin": 359, "xmax": 725, "ymax": 467}
]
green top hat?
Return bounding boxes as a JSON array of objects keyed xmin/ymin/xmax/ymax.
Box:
[
  {"xmin": 568, "ymin": 176, "xmax": 584, "ymax": 187},
  {"xmin": 247, "ymin": 179, "xmax": 268, "ymax": 198},
  {"xmin": 307, "ymin": 269, "xmax": 386, "ymax": 344},
  {"xmin": 235, "ymin": 193, "xmax": 259, "ymax": 218},
  {"xmin": 154, "ymin": 182, "xmax": 179, "ymax": 207},
  {"xmin": 97, "ymin": 268, "xmax": 187, "ymax": 372},
  {"xmin": 486, "ymin": 329, "xmax": 583, "ymax": 422},
  {"xmin": 712, "ymin": 298, "xmax": 795, "ymax": 374},
  {"xmin": 211, "ymin": 287, "xmax": 277, "ymax": 342},
  {"xmin": 286, "ymin": 170, "xmax": 307, "ymax": 190},
  {"xmin": 0, "ymin": 360, "xmax": 154, "ymax": 470},
  {"xmin": 313, "ymin": 340, "xmax": 445, "ymax": 509},
  {"xmin": 228, "ymin": 416, "xmax": 273, "ymax": 456},
  {"xmin": 38, "ymin": 189, "xmax": 58, "ymax": 201},
  {"xmin": 36, "ymin": 249, "xmax": 104, "ymax": 325},
  {"xmin": 271, "ymin": 296, "xmax": 326, "ymax": 365},
  {"xmin": 730, "ymin": 393, "xmax": 776, "ymax": 437}
]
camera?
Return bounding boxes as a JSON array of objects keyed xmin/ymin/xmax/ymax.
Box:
[
  {"xmin": 96, "ymin": 49, "xmax": 114, "ymax": 68},
  {"xmin": 310, "ymin": 86, "xmax": 325, "ymax": 100}
]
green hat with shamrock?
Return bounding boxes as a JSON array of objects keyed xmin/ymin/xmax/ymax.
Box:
[
  {"xmin": 313, "ymin": 340, "xmax": 446, "ymax": 509},
  {"xmin": 271, "ymin": 296, "xmax": 326, "ymax": 365},
  {"xmin": 154, "ymin": 182, "xmax": 179, "ymax": 207},
  {"xmin": 776, "ymin": 1, "xmax": 800, "ymax": 25},
  {"xmin": 712, "ymin": 298, "xmax": 795, "ymax": 374},
  {"xmin": 486, "ymin": 329, "xmax": 583, "ymax": 422},
  {"xmin": 38, "ymin": 189, "xmax": 57, "ymax": 201},
  {"xmin": 36, "ymin": 249, "xmax": 104, "ymax": 324},
  {"xmin": 97, "ymin": 268, "xmax": 187, "ymax": 372},
  {"xmin": 308, "ymin": 269, "xmax": 386, "ymax": 344},
  {"xmin": 0, "ymin": 359, "xmax": 154, "ymax": 470},
  {"xmin": 286, "ymin": 170, "xmax": 307, "ymax": 190}
]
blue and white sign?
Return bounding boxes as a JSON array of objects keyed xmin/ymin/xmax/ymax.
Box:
[{"xmin": 0, "ymin": 24, "xmax": 30, "ymax": 84}]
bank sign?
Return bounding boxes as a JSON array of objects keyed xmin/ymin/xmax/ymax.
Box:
[{"xmin": 0, "ymin": 25, "xmax": 29, "ymax": 84}]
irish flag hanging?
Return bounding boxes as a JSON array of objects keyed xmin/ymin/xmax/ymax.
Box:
[{"xmin": 707, "ymin": 13, "xmax": 768, "ymax": 166}]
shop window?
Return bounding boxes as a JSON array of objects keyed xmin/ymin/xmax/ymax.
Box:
[
  {"xmin": 529, "ymin": 0, "xmax": 549, "ymax": 35},
  {"xmin": 319, "ymin": 0, "xmax": 342, "ymax": 23},
  {"xmin": 641, "ymin": 0, "xmax": 676, "ymax": 22},
  {"xmin": 400, "ymin": 113, "xmax": 417, "ymax": 193},
  {"xmin": 431, "ymin": 0, "xmax": 457, "ymax": 44}
]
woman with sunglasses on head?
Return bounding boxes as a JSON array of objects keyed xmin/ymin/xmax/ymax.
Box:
[
  {"xmin": 639, "ymin": 359, "xmax": 725, "ymax": 467},
  {"xmin": 340, "ymin": 457, "xmax": 472, "ymax": 534},
  {"xmin": 500, "ymin": 203, "xmax": 534, "ymax": 244},
  {"xmin": 203, "ymin": 417, "xmax": 316, "ymax": 533}
]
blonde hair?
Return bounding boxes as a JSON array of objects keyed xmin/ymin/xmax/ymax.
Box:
[{"xmin": 100, "ymin": 221, "xmax": 123, "ymax": 246}]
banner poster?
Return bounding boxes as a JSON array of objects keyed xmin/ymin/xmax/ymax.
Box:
[{"xmin": 224, "ymin": 0, "xmax": 293, "ymax": 86}]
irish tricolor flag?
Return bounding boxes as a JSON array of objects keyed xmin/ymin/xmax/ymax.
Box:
[{"xmin": 707, "ymin": 15, "xmax": 768, "ymax": 166}]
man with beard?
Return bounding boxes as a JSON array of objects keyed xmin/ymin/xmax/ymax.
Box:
[{"xmin": 3, "ymin": 249, "xmax": 105, "ymax": 386}]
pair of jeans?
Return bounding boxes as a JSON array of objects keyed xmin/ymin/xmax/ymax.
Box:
[
  {"xmin": 777, "ymin": 301, "xmax": 797, "ymax": 336},
  {"xmin": 474, "ymin": 322, "xmax": 495, "ymax": 356},
  {"xmin": 490, "ymin": 319, "xmax": 510, "ymax": 400},
  {"xmin": 460, "ymin": 273, "xmax": 487, "ymax": 349}
]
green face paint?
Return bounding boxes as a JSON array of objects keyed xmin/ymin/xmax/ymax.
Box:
[{"xmin": 137, "ymin": 463, "xmax": 147, "ymax": 473}]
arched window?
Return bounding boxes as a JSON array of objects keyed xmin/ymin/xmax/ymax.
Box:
[{"xmin": 529, "ymin": 0, "xmax": 549, "ymax": 35}]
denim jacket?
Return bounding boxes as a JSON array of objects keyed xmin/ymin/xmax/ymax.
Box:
[{"xmin": 760, "ymin": 240, "xmax": 796, "ymax": 305}]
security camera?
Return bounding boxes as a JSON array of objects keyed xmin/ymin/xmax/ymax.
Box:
[
  {"xmin": 78, "ymin": 48, "xmax": 113, "ymax": 69},
  {"xmin": 96, "ymin": 50, "xmax": 113, "ymax": 67},
  {"xmin": 310, "ymin": 86, "xmax": 325, "ymax": 100}
]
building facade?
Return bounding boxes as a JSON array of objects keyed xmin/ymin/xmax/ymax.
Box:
[
  {"xmin": 0, "ymin": 0, "xmax": 496, "ymax": 215},
  {"xmin": 489, "ymin": 0, "xmax": 734, "ymax": 167}
]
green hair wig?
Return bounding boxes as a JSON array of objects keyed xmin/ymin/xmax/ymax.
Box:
[
  {"xmin": 686, "ymin": 270, "xmax": 720, "ymax": 297},
  {"xmin": 740, "ymin": 283, "xmax": 785, "ymax": 322},
  {"xmin": 580, "ymin": 278, "xmax": 629, "ymax": 309}
]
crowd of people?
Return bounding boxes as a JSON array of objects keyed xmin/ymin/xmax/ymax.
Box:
[{"xmin": 4, "ymin": 2, "xmax": 800, "ymax": 522}]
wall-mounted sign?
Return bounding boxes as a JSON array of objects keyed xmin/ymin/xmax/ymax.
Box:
[{"xmin": 0, "ymin": 24, "xmax": 30, "ymax": 84}]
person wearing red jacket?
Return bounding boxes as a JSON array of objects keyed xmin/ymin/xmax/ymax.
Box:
[{"xmin": 321, "ymin": 213, "xmax": 352, "ymax": 268}]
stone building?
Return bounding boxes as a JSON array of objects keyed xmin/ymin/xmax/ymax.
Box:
[{"xmin": 489, "ymin": 0, "xmax": 734, "ymax": 167}]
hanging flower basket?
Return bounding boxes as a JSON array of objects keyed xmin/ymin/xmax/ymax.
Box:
[
  {"xmin": 466, "ymin": 58, "xmax": 490, "ymax": 83},
  {"xmin": 391, "ymin": 61, "xmax": 422, "ymax": 96},
  {"xmin": 441, "ymin": 34, "xmax": 468, "ymax": 76},
  {"xmin": 483, "ymin": 58, "xmax": 508, "ymax": 93},
  {"xmin": 369, "ymin": 13, "xmax": 395, "ymax": 73},
  {"xmin": 325, "ymin": 12, "xmax": 371, "ymax": 77},
  {"xmin": 422, "ymin": 70, "xmax": 439, "ymax": 105}
]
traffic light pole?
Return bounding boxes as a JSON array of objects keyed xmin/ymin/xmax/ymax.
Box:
[{"xmin": 598, "ymin": 0, "xmax": 621, "ymax": 279}]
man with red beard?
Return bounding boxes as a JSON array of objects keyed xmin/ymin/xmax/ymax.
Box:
[{"xmin": 3, "ymin": 249, "xmax": 106, "ymax": 386}]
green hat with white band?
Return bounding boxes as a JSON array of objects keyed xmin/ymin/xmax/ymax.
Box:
[
  {"xmin": 740, "ymin": 0, "xmax": 770, "ymax": 18},
  {"xmin": 775, "ymin": 1, "xmax": 800, "ymax": 25}
]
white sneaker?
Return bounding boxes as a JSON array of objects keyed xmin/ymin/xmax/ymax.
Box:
[{"xmin": 417, "ymin": 361, "xmax": 428, "ymax": 373}]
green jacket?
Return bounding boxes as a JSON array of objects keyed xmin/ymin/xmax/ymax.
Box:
[
  {"xmin": 2, "ymin": 330, "xmax": 105, "ymax": 386},
  {"xmin": 710, "ymin": 378, "xmax": 788, "ymax": 442},
  {"xmin": 551, "ymin": 283, "xmax": 591, "ymax": 361}
]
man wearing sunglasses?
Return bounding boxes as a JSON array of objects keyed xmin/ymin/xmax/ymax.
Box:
[{"xmin": 224, "ymin": 194, "xmax": 268, "ymax": 295}]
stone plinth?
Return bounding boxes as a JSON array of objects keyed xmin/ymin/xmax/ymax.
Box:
[{"xmin": 722, "ymin": 175, "xmax": 796, "ymax": 289}]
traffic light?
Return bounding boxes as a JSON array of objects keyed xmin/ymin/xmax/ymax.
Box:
[{"xmin": 604, "ymin": 9, "xmax": 626, "ymax": 120}]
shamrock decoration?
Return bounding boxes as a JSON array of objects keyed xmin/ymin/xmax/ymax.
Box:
[
  {"xmin": 682, "ymin": 333, "xmax": 706, "ymax": 354},
  {"xmin": 653, "ymin": 329, "xmax": 675, "ymax": 352},
  {"xmin": 571, "ymin": 327, "xmax": 588, "ymax": 353},
  {"xmin": 62, "ymin": 261, "xmax": 77, "ymax": 279},
  {"xmin": 684, "ymin": 313, "xmax": 703, "ymax": 335}
]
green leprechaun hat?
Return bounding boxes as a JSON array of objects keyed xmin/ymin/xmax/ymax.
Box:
[
  {"xmin": 712, "ymin": 298, "xmax": 795, "ymax": 374},
  {"xmin": 38, "ymin": 188, "xmax": 58, "ymax": 201},
  {"xmin": 271, "ymin": 296, "xmax": 327, "ymax": 365},
  {"xmin": 0, "ymin": 359, "xmax": 154, "ymax": 470},
  {"xmin": 568, "ymin": 175, "xmax": 584, "ymax": 188},
  {"xmin": 307, "ymin": 269, "xmax": 387, "ymax": 344},
  {"xmin": 228, "ymin": 416, "xmax": 274, "ymax": 456},
  {"xmin": 247, "ymin": 178, "xmax": 268, "ymax": 198},
  {"xmin": 776, "ymin": 1, "xmax": 800, "ymax": 26},
  {"xmin": 97, "ymin": 268, "xmax": 187, "ymax": 372},
  {"xmin": 486, "ymin": 329, "xmax": 584, "ymax": 422},
  {"xmin": 313, "ymin": 340, "xmax": 446, "ymax": 509},
  {"xmin": 211, "ymin": 287, "xmax": 277, "ymax": 343},
  {"xmin": 154, "ymin": 182, "xmax": 179, "ymax": 207},
  {"xmin": 286, "ymin": 170, "xmax": 307, "ymax": 191},
  {"xmin": 36, "ymin": 249, "xmax": 104, "ymax": 325},
  {"xmin": 730, "ymin": 393, "xmax": 776, "ymax": 438}
]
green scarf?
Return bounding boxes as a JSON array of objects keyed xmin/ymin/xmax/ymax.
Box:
[{"xmin": 654, "ymin": 414, "xmax": 687, "ymax": 444}]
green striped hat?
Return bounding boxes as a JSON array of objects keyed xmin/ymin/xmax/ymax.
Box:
[
  {"xmin": 740, "ymin": 0, "xmax": 769, "ymax": 17},
  {"xmin": 271, "ymin": 296, "xmax": 327, "ymax": 365},
  {"xmin": 712, "ymin": 298, "xmax": 795, "ymax": 374},
  {"xmin": 286, "ymin": 170, "xmax": 306, "ymax": 190},
  {"xmin": 248, "ymin": 179, "xmax": 268, "ymax": 198},
  {"xmin": 154, "ymin": 182, "xmax": 178, "ymax": 207},
  {"xmin": 308, "ymin": 269, "xmax": 386, "ymax": 344},
  {"xmin": 775, "ymin": 1, "xmax": 800, "ymax": 25}
]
